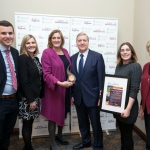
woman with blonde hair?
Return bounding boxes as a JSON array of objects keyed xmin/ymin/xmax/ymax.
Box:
[{"xmin": 18, "ymin": 34, "xmax": 43, "ymax": 150}]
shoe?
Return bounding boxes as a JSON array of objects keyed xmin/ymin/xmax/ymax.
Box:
[
  {"xmin": 73, "ymin": 142, "xmax": 91, "ymax": 149},
  {"xmin": 55, "ymin": 136, "xmax": 69, "ymax": 145}
]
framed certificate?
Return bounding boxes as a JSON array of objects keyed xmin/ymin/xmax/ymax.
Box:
[{"xmin": 100, "ymin": 74, "xmax": 130, "ymax": 114}]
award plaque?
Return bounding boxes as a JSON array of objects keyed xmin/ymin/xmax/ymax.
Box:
[{"xmin": 67, "ymin": 65, "xmax": 76, "ymax": 84}]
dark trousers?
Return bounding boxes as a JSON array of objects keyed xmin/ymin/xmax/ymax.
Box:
[
  {"xmin": 0, "ymin": 97, "xmax": 18, "ymax": 150},
  {"xmin": 75, "ymin": 99, "xmax": 103, "ymax": 150},
  {"xmin": 144, "ymin": 108, "xmax": 150, "ymax": 150},
  {"xmin": 117, "ymin": 119, "xmax": 134, "ymax": 150}
]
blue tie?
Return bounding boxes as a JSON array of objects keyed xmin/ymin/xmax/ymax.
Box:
[{"xmin": 78, "ymin": 54, "xmax": 84, "ymax": 78}]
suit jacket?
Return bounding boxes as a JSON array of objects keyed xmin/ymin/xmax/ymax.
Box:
[
  {"xmin": 71, "ymin": 49, "xmax": 105, "ymax": 107},
  {"xmin": 0, "ymin": 46, "xmax": 19, "ymax": 97},
  {"xmin": 19, "ymin": 54, "xmax": 42, "ymax": 103}
]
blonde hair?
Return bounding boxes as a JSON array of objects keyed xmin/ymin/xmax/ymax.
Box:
[
  {"xmin": 47, "ymin": 29, "xmax": 65, "ymax": 49},
  {"xmin": 116, "ymin": 42, "xmax": 138, "ymax": 65},
  {"xmin": 20, "ymin": 34, "xmax": 39, "ymax": 56},
  {"xmin": 146, "ymin": 40, "xmax": 150, "ymax": 52},
  {"xmin": 76, "ymin": 32, "xmax": 89, "ymax": 41}
]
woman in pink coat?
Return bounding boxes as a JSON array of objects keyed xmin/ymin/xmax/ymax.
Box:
[{"xmin": 41, "ymin": 29, "xmax": 73, "ymax": 150}]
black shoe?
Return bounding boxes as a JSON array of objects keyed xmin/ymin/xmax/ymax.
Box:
[
  {"xmin": 55, "ymin": 136, "xmax": 69, "ymax": 145},
  {"xmin": 73, "ymin": 142, "xmax": 91, "ymax": 149}
]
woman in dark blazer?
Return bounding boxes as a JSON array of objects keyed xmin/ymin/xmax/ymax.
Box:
[{"xmin": 18, "ymin": 34, "xmax": 43, "ymax": 150}]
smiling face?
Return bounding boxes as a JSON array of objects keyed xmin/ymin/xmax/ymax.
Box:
[
  {"xmin": 0, "ymin": 26, "xmax": 15, "ymax": 48},
  {"xmin": 51, "ymin": 32, "xmax": 62, "ymax": 49},
  {"xmin": 76, "ymin": 35, "xmax": 89, "ymax": 53},
  {"xmin": 25, "ymin": 37, "xmax": 37, "ymax": 56},
  {"xmin": 120, "ymin": 44, "xmax": 132, "ymax": 64}
]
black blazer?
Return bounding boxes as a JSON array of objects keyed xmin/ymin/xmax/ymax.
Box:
[
  {"xmin": 19, "ymin": 54, "xmax": 43, "ymax": 103},
  {"xmin": 0, "ymin": 46, "xmax": 19, "ymax": 97}
]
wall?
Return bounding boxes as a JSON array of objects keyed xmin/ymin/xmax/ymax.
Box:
[
  {"xmin": 133, "ymin": 0, "xmax": 150, "ymax": 134},
  {"xmin": 0, "ymin": 0, "xmax": 135, "ymax": 128}
]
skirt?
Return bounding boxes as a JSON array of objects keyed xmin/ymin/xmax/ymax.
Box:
[{"xmin": 18, "ymin": 97, "xmax": 40, "ymax": 120}]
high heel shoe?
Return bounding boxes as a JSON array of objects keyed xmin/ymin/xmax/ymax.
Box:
[{"xmin": 55, "ymin": 136, "xmax": 69, "ymax": 145}]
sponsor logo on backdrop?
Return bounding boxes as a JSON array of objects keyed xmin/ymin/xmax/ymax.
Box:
[
  {"xmin": 18, "ymin": 26, "xmax": 26, "ymax": 30},
  {"xmin": 42, "ymin": 28, "xmax": 51, "ymax": 31},
  {"xmin": 34, "ymin": 35, "xmax": 45, "ymax": 39},
  {"xmin": 93, "ymin": 29, "xmax": 105, "ymax": 33},
  {"xmin": 107, "ymin": 28, "xmax": 116, "ymax": 33},
  {"xmin": 106, "ymin": 43, "xmax": 116, "ymax": 48},
  {"xmin": 105, "ymin": 22, "xmax": 117, "ymax": 26},
  {"xmin": 109, "ymin": 37, "xmax": 116, "ymax": 40},
  {"xmin": 82, "ymin": 27, "xmax": 92, "ymax": 32},
  {"xmin": 72, "ymin": 44, "xmax": 77, "ymax": 47},
  {"xmin": 84, "ymin": 21, "xmax": 92, "ymax": 25},
  {"xmin": 64, "ymin": 36, "xmax": 68, "ymax": 39},
  {"xmin": 104, "ymin": 52, "xmax": 116, "ymax": 55},
  {"xmin": 109, "ymin": 65, "xmax": 116, "ymax": 69},
  {"xmin": 72, "ymin": 28, "xmax": 79, "ymax": 32},
  {"xmin": 89, "ymin": 37, "xmax": 96, "ymax": 40},
  {"xmin": 16, "ymin": 16, "xmax": 29, "ymax": 22},
  {"xmin": 55, "ymin": 20, "xmax": 68, "ymax": 24},
  {"xmin": 34, "ymin": 126, "xmax": 47, "ymax": 129},
  {"xmin": 31, "ymin": 18, "xmax": 40, "ymax": 22},
  {"xmin": 98, "ymin": 44, "xmax": 105, "ymax": 47},
  {"xmin": 108, "ymin": 120, "xmax": 115, "ymax": 123},
  {"xmin": 98, "ymin": 36, "xmax": 107, "ymax": 41}
]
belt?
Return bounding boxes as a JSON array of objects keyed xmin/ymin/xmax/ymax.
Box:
[{"xmin": 1, "ymin": 93, "xmax": 16, "ymax": 99}]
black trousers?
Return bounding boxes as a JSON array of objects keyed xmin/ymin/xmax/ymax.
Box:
[
  {"xmin": 117, "ymin": 119, "xmax": 134, "ymax": 150},
  {"xmin": 75, "ymin": 99, "xmax": 103, "ymax": 150},
  {"xmin": 0, "ymin": 97, "xmax": 18, "ymax": 150},
  {"xmin": 144, "ymin": 108, "xmax": 150, "ymax": 150}
]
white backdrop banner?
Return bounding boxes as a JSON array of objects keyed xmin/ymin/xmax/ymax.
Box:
[{"xmin": 15, "ymin": 13, "xmax": 118, "ymax": 137}]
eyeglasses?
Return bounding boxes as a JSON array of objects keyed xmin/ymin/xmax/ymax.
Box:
[{"xmin": 120, "ymin": 49, "xmax": 131, "ymax": 53}]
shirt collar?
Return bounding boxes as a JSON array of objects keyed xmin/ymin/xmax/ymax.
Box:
[
  {"xmin": 0, "ymin": 44, "xmax": 10, "ymax": 52},
  {"xmin": 79, "ymin": 49, "xmax": 89, "ymax": 57}
]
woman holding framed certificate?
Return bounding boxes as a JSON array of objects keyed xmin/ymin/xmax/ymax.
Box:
[{"xmin": 114, "ymin": 42, "xmax": 142, "ymax": 150}]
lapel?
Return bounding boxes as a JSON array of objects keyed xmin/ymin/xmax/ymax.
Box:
[
  {"xmin": 73, "ymin": 52, "xmax": 79, "ymax": 76},
  {"xmin": 63, "ymin": 48, "xmax": 71, "ymax": 66},
  {"xmin": 28, "ymin": 56, "xmax": 40, "ymax": 77},
  {"xmin": 80, "ymin": 50, "xmax": 92, "ymax": 78},
  {"xmin": 0, "ymin": 51, "xmax": 6, "ymax": 74}
]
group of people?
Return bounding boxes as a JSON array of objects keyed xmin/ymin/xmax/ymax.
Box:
[{"xmin": 0, "ymin": 19, "xmax": 149, "ymax": 150}]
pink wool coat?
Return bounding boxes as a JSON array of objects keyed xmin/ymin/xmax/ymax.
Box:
[{"xmin": 41, "ymin": 48, "xmax": 71, "ymax": 126}]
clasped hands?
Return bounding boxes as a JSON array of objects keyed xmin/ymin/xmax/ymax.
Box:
[{"xmin": 29, "ymin": 101, "xmax": 36, "ymax": 111}]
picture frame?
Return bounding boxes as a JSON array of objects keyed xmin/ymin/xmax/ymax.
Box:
[{"xmin": 100, "ymin": 74, "xmax": 130, "ymax": 114}]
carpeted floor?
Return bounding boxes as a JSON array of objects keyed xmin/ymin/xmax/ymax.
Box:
[{"xmin": 9, "ymin": 129, "xmax": 145, "ymax": 150}]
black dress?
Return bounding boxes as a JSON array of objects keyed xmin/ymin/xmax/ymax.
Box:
[{"xmin": 59, "ymin": 55, "xmax": 70, "ymax": 116}]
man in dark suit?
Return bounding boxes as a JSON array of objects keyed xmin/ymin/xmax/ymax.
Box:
[
  {"xmin": 71, "ymin": 32, "xmax": 105, "ymax": 150},
  {"xmin": 0, "ymin": 20, "xmax": 19, "ymax": 150}
]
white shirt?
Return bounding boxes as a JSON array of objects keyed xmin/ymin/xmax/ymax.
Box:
[
  {"xmin": 0, "ymin": 44, "xmax": 17, "ymax": 95},
  {"xmin": 76, "ymin": 49, "xmax": 89, "ymax": 72}
]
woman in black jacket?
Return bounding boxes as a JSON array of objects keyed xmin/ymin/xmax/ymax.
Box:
[{"xmin": 18, "ymin": 34, "xmax": 43, "ymax": 150}]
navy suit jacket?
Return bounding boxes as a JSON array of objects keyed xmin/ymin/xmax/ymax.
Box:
[
  {"xmin": 71, "ymin": 49, "xmax": 105, "ymax": 107},
  {"xmin": 0, "ymin": 46, "xmax": 19, "ymax": 97}
]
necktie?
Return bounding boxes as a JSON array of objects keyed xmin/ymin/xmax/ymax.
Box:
[
  {"xmin": 78, "ymin": 54, "xmax": 84, "ymax": 78},
  {"xmin": 6, "ymin": 50, "xmax": 17, "ymax": 90}
]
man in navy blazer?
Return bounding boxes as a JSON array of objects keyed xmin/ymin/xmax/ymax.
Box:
[
  {"xmin": 0, "ymin": 20, "xmax": 19, "ymax": 150},
  {"xmin": 71, "ymin": 32, "xmax": 105, "ymax": 150}
]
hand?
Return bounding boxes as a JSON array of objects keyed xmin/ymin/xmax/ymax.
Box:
[
  {"xmin": 71, "ymin": 97, "xmax": 74, "ymax": 105},
  {"xmin": 121, "ymin": 108, "xmax": 130, "ymax": 118},
  {"xmin": 57, "ymin": 81, "xmax": 73, "ymax": 88},
  {"xmin": 97, "ymin": 100, "xmax": 100, "ymax": 106},
  {"xmin": 29, "ymin": 101, "xmax": 36, "ymax": 111},
  {"xmin": 138, "ymin": 106, "xmax": 144, "ymax": 120}
]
